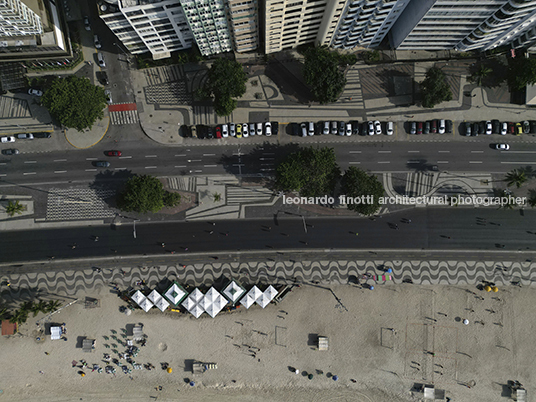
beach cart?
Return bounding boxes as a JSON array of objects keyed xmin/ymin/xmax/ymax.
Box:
[
  {"xmin": 318, "ymin": 336, "xmax": 329, "ymax": 351},
  {"xmin": 192, "ymin": 362, "xmax": 217, "ymax": 374}
]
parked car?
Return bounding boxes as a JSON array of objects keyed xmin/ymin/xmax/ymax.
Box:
[
  {"xmin": 33, "ymin": 132, "xmax": 52, "ymax": 138},
  {"xmin": 417, "ymin": 122, "xmax": 423, "ymax": 135},
  {"xmin": 104, "ymin": 90, "xmax": 112, "ymax": 105},
  {"xmin": 491, "ymin": 120, "xmax": 500, "ymax": 134},
  {"xmin": 292, "ymin": 123, "xmax": 299, "ymax": 136},
  {"xmin": 465, "ymin": 122, "xmax": 471, "ymax": 136},
  {"xmin": 507, "ymin": 122, "xmax": 514, "ymax": 134},
  {"xmin": 300, "ymin": 123, "xmax": 307, "ymax": 137},
  {"xmin": 215, "ymin": 126, "xmax": 222, "ymax": 139},
  {"xmin": 28, "ymin": 88, "xmax": 43, "ymax": 96},
  {"xmin": 1, "ymin": 148, "xmax": 19, "ymax": 155},
  {"xmin": 221, "ymin": 124, "xmax": 228, "ymax": 138},
  {"xmin": 105, "ymin": 150, "xmax": 122, "ymax": 156},
  {"xmin": 345, "ymin": 123, "xmax": 352, "ymax": 136},
  {"xmin": 323, "ymin": 121, "xmax": 330, "ymax": 135},
  {"xmin": 501, "ymin": 122, "xmax": 507, "ymax": 135},
  {"xmin": 445, "ymin": 120, "xmax": 453, "ymax": 134},
  {"xmin": 97, "ymin": 52, "xmax": 106, "ymax": 67},
  {"xmin": 515, "ymin": 122, "xmax": 522, "ymax": 135},
  {"xmin": 236, "ymin": 123, "xmax": 242, "ymax": 138},
  {"xmin": 431, "ymin": 119, "xmax": 437, "ymax": 134},
  {"xmin": 367, "ymin": 121, "xmax": 374, "ymax": 136},
  {"xmin": 472, "ymin": 122, "xmax": 480, "ymax": 136},
  {"xmin": 424, "ymin": 121, "xmax": 431, "ymax": 134},
  {"xmin": 477, "ymin": 121, "xmax": 485, "ymax": 135},
  {"xmin": 230, "ymin": 123, "xmax": 236, "ymax": 137},
  {"xmin": 97, "ymin": 71, "xmax": 109, "ymax": 85},
  {"xmin": 242, "ymin": 123, "xmax": 249, "ymax": 137},
  {"xmin": 523, "ymin": 121, "xmax": 530, "ymax": 134},
  {"xmin": 206, "ymin": 127, "xmax": 214, "ymax": 139},
  {"xmin": 84, "ymin": 16, "xmax": 91, "ymax": 31},
  {"xmin": 351, "ymin": 121, "xmax": 360, "ymax": 135},
  {"xmin": 95, "ymin": 161, "xmax": 110, "ymax": 167},
  {"xmin": 248, "ymin": 123, "xmax": 255, "ymax": 136},
  {"xmin": 530, "ymin": 121, "xmax": 536, "ymax": 134},
  {"xmin": 331, "ymin": 121, "xmax": 338, "ymax": 135},
  {"xmin": 94, "ymin": 34, "xmax": 102, "ymax": 49},
  {"xmin": 485, "ymin": 120, "xmax": 492, "ymax": 135},
  {"xmin": 438, "ymin": 119, "xmax": 445, "ymax": 134},
  {"xmin": 265, "ymin": 122, "xmax": 272, "ymax": 136},
  {"xmin": 495, "ymin": 143, "xmax": 510, "ymax": 150},
  {"xmin": 338, "ymin": 121, "xmax": 345, "ymax": 136},
  {"xmin": 0, "ymin": 136, "xmax": 15, "ymax": 143},
  {"xmin": 272, "ymin": 122, "xmax": 279, "ymax": 135},
  {"xmin": 410, "ymin": 121, "xmax": 416, "ymax": 135},
  {"xmin": 374, "ymin": 120, "xmax": 382, "ymax": 135},
  {"xmin": 256, "ymin": 122, "xmax": 262, "ymax": 135},
  {"xmin": 308, "ymin": 122, "xmax": 315, "ymax": 136},
  {"xmin": 386, "ymin": 121, "xmax": 394, "ymax": 136},
  {"xmin": 16, "ymin": 133, "xmax": 34, "ymax": 140}
]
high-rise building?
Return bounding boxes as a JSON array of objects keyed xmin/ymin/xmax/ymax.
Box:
[
  {"xmin": 100, "ymin": 0, "xmax": 194, "ymax": 59},
  {"xmin": 226, "ymin": 0, "xmax": 259, "ymax": 53},
  {"xmin": 0, "ymin": 0, "xmax": 42, "ymax": 36},
  {"xmin": 179, "ymin": 0, "xmax": 232, "ymax": 56}
]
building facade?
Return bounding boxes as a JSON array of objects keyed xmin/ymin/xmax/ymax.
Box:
[
  {"xmin": 100, "ymin": 0, "xmax": 194, "ymax": 59},
  {"xmin": 226, "ymin": 0, "xmax": 259, "ymax": 52}
]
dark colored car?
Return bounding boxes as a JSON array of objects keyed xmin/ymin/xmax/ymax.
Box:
[
  {"xmin": 33, "ymin": 132, "xmax": 52, "ymax": 138},
  {"xmin": 197, "ymin": 126, "xmax": 205, "ymax": 139},
  {"xmin": 508, "ymin": 122, "xmax": 515, "ymax": 134},
  {"xmin": 291, "ymin": 123, "xmax": 299, "ymax": 136},
  {"xmin": 417, "ymin": 122, "xmax": 423, "ymax": 134},
  {"xmin": 1, "ymin": 148, "xmax": 19, "ymax": 155},
  {"xmin": 105, "ymin": 150, "xmax": 122, "ymax": 156},
  {"xmin": 472, "ymin": 122, "xmax": 480, "ymax": 136},
  {"xmin": 445, "ymin": 120, "xmax": 453, "ymax": 134},
  {"xmin": 465, "ymin": 122, "xmax": 471, "ymax": 136},
  {"xmin": 491, "ymin": 120, "xmax": 500, "ymax": 134},
  {"xmin": 97, "ymin": 71, "xmax": 109, "ymax": 86},
  {"xmin": 431, "ymin": 119, "xmax": 437, "ymax": 134},
  {"xmin": 351, "ymin": 121, "xmax": 360, "ymax": 135},
  {"xmin": 95, "ymin": 161, "xmax": 110, "ymax": 167},
  {"xmin": 478, "ymin": 121, "xmax": 486, "ymax": 135},
  {"xmin": 182, "ymin": 125, "xmax": 191, "ymax": 138},
  {"xmin": 206, "ymin": 127, "xmax": 214, "ymax": 139},
  {"xmin": 424, "ymin": 121, "xmax": 431, "ymax": 134},
  {"xmin": 272, "ymin": 121, "xmax": 279, "ymax": 135},
  {"xmin": 530, "ymin": 121, "xmax": 536, "ymax": 134}
]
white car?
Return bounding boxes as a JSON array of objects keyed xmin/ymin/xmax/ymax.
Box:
[
  {"xmin": 300, "ymin": 123, "xmax": 307, "ymax": 137},
  {"xmin": 94, "ymin": 35, "xmax": 102, "ymax": 49},
  {"xmin": 242, "ymin": 123, "xmax": 249, "ymax": 137},
  {"xmin": 84, "ymin": 16, "xmax": 91, "ymax": 31},
  {"xmin": 345, "ymin": 123, "xmax": 352, "ymax": 136},
  {"xmin": 0, "ymin": 136, "xmax": 15, "ymax": 143},
  {"xmin": 308, "ymin": 122, "xmax": 315, "ymax": 136},
  {"xmin": 438, "ymin": 119, "xmax": 445, "ymax": 134},
  {"xmin": 367, "ymin": 121, "xmax": 374, "ymax": 135},
  {"xmin": 501, "ymin": 122, "xmax": 507, "ymax": 135},
  {"xmin": 374, "ymin": 120, "xmax": 382, "ymax": 135},
  {"xmin": 495, "ymin": 143, "xmax": 510, "ymax": 150},
  {"xmin": 16, "ymin": 133, "xmax": 34, "ymax": 140},
  {"xmin": 221, "ymin": 124, "xmax": 228, "ymax": 138},
  {"xmin": 485, "ymin": 121, "xmax": 492, "ymax": 135},
  {"xmin": 256, "ymin": 123, "xmax": 263, "ymax": 135},
  {"xmin": 264, "ymin": 122, "xmax": 272, "ymax": 136},
  {"xmin": 230, "ymin": 123, "xmax": 236, "ymax": 137},
  {"xmin": 97, "ymin": 53, "xmax": 106, "ymax": 68},
  {"xmin": 28, "ymin": 88, "xmax": 43, "ymax": 96},
  {"xmin": 323, "ymin": 121, "xmax": 330, "ymax": 135},
  {"xmin": 249, "ymin": 123, "xmax": 255, "ymax": 136},
  {"xmin": 386, "ymin": 121, "xmax": 394, "ymax": 136},
  {"xmin": 104, "ymin": 90, "xmax": 112, "ymax": 105}
]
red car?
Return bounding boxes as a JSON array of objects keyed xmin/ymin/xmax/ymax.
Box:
[
  {"xmin": 106, "ymin": 150, "xmax": 122, "ymax": 157},
  {"xmin": 215, "ymin": 126, "xmax": 222, "ymax": 139},
  {"xmin": 417, "ymin": 122, "xmax": 423, "ymax": 134},
  {"xmin": 507, "ymin": 122, "xmax": 515, "ymax": 135}
]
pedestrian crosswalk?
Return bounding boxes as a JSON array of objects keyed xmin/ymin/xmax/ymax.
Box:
[{"xmin": 108, "ymin": 103, "xmax": 139, "ymax": 125}]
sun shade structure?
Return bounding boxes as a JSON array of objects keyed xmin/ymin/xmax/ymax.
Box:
[
  {"xmin": 201, "ymin": 287, "xmax": 227, "ymax": 318},
  {"xmin": 131, "ymin": 290, "xmax": 145, "ymax": 305},
  {"xmin": 240, "ymin": 286, "xmax": 262, "ymax": 309},
  {"xmin": 155, "ymin": 296, "xmax": 170, "ymax": 312},
  {"xmin": 138, "ymin": 297, "xmax": 153, "ymax": 312},
  {"xmin": 164, "ymin": 282, "xmax": 188, "ymax": 306},
  {"xmin": 256, "ymin": 285, "xmax": 278, "ymax": 308},
  {"xmin": 50, "ymin": 326, "xmax": 62, "ymax": 340},
  {"xmin": 147, "ymin": 290, "xmax": 162, "ymax": 304},
  {"xmin": 222, "ymin": 281, "xmax": 246, "ymax": 304},
  {"xmin": 181, "ymin": 288, "xmax": 205, "ymax": 318}
]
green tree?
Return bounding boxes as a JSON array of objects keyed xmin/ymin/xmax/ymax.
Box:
[
  {"xmin": 507, "ymin": 57, "xmax": 536, "ymax": 91},
  {"xmin": 200, "ymin": 58, "xmax": 247, "ymax": 116},
  {"xmin": 528, "ymin": 190, "xmax": 536, "ymax": 208},
  {"xmin": 469, "ymin": 65, "xmax": 492, "ymax": 87},
  {"xmin": 275, "ymin": 147, "xmax": 341, "ymax": 197},
  {"xmin": 163, "ymin": 191, "xmax": 181, "ymax": 207},
  {"xmin": 9, "ymin": 307, "xmax": 29, "ymax": 325},
  {"xmin": 118, "ymin": 175, "xmax": 165, "ymax": 213},
  {"xmin": 41, "ymin": 76, "xmax": 108, "ymax": 131},
  {"xmin": 44, "ymin": 300, "xmax": 62, "ymax": 313},
  {"xmin": 5, "ymin": 200, "xmax": 24, "ymax": 217},
  {"xmin": 340, "ymin": 167, "xmax": 384, "ymax": 215},
  {"xmin": 505, "ymin": 169, "xmax": 527, "ymax": 188},
  {"xmin": 303, "ymin": 46, "xmax": 347, "ymax": 104},
  {"xmin": 420, "ymin": 67, "xmax": 452, "ymax": 108}
]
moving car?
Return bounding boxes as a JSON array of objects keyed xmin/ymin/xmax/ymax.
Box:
[
  {"xmin": 308, "ymin": 122, "xmax": 315, "ymax": 136},
  {"xmin": 1, "ymin": 148, "xmax": 19, "ymax": 155},
  {"xmin": 345, "ymin": 123, "xmax": 352, "ymax": 136},
  {"xmin": 374, "ymin": 120, "xmax": 382, "ymax": 135},
  {"xmin": 16, "ymin": 133, "xmax": 33, "ymax": 140},
  {"xmin": 97, "ymin": 53, "xmax": 106, "ymax": 68},
  {"xmin": 386, "ymin": 121, "xmax": 394, "ymax": 136},
  {"xmin": 221, "ymin": 124, "xmax": 228, "ymax": 138},
  {"xmin": 501, "ymin": 122, "xmax": 507, "ymax": 135},
  {"xmin": 95, "ymin": 161, "xmax": 110, "ymax": 167},
  {"xmin": 105, "ymin": 150, "xmax": 122, "ymax": 156},
  {"xmin": 104, "ymin": 90, "xmax": 112, "ymax": 105},
  {"xmin": 265, "ymin": 122, "xmax": 272, "ymax": 136},
  {"xmin": 367, "ymin": 121, "xmax": 374, "ymax": 136},
  {"xmin": 323, "ymin": 121, "xmax": 330, "ymax": 135},
  {"xmin": 495, "ymin": 143, "xmax": 510, "ymax": 150},
  {"xmin": 438, "ymin": 119, "xmax": 445, "ymax": 134},
  {"xmin": 0, "ymin": 136, "xmax": 15, "ymax": 143},
  {"xmin": 242, "ymin": 123, "xmax": 249, "ymax": 137},
  {"xmin": 94, "ymin": 35, "xmax": 102, "ymax": 49},
  {"xmin": 300, "ymin": 123, "xmax": 307, "ymax": 137},
  {"xmin": 256, "ymin": 123, "xmax": 262, "ymax": 135},
  {"xmin": 28, "ymin": 88, "xmax": 43, "ymax": 96},
  {"xmin": 84, "ymin": 16, "xmax": 91, "ymax": 31},
  {"xmin": 33, "ymin": 132, "xmax": 51, "ymax": 138},
  {"xmin": 485, "ymin": 121, "xmax": 492, "ymax": 135},
  {"xmin": 331, "ymin": 121, "xmax": 338, "ymax": 135}
]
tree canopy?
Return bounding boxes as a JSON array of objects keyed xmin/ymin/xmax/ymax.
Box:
[
  {"xmin": 420, "ymin": 67, "xmax": 452, "ymax": 108},
  {"xmin": 275, "ymin": 146, "xmax": 340, "ymax": 197},
  {"xmin": 118, "ymin": 175, "xmax": 165, "ymax": 213},
  {"xmin": 507, "ymin": 57, "xmax": 536, "ymax": 91},
  {"xmin": 303, "ymin": 46, "xmax": 347, "ymax": 104},
  {"xmin": 341, "ymin": 167, "xmax": 384, "ymax": 215},
  {"xmin": 41, "ymin": 76, "xmax": 107, "ymax": 131},
  {"xmin": 200, "ymin": 58, "xmax": 247, "ymax": 116}
]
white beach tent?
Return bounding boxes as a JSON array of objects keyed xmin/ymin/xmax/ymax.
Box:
[
  {"xmin": 147, "ymin": 289, "xmax": 162, "ymax": 304},
  {"xmin": 155, "ymin": 297, "xmax": 170, "ymax": 312},
  {"xmin": 138, "ymin": 297, "xmax": 154, "ymax": 312},
  {"xmin": 202, "ymin": 287, "xmax": 227, "ymax": 318},
  {"xmin": 222, "ymin": 281, "xmax": 246, "ymax": 304},
  {"xmin": 181, "ymin": 288, "xmax": 205, "ymax": 318},
  {"xmin": 164, "ymin": 282, "xmax": 188, "ymax": 306},
  {"xmin": 240, "ymin": 286, "xmax": 262, "ymax": 309},
  {"xmin": 256, "ymin": 286, "xmax": 278, "ymax": 308},
  {"xmin": 131, "ymin": 290, "xmax": 145, "ymax": 306}
]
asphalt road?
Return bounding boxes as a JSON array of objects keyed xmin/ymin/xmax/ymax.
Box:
[{"xmin": 0, "ymin": 208, "xmax": 533, "ymax": 264}]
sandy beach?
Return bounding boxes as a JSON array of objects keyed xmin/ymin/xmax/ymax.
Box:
[{"xmin": 0, "ymin": 269, "xmax": 532, "ymax": 402}]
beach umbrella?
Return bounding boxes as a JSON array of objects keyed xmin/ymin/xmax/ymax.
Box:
[
  {"xmin": 167, "ymin": 367, "xmax": 172, "ymax": 373},
  {"xmin": 492, "ymin": 286, "xmax": 498, "ymax": 292},
  {"xmin": 369, "ymin": 286, "xmax": 374, "ymax": 290},
  {"xmin": 332, "ymin": 375, "xmax": 338, "ymax": 381},
  {"xmin": 463, "ymin": 319, "xmax": 469, "ymax": 325},
  {"xmin": 308, "ymin": 374, "xmax": 313, "ymax": 380},
  {"xmin": 484, "ymin": 285, "xmax": 491, "ymax": 292},
  {"xmin": 189, "ymin": 381, "xmax": 195, "ymax": 386},
  {"xmin": 81, "ymin": 373, "xmax": 85, "ymax": 377},
  {"xmin": 386, "ymin": 268, "xmax": 392, "ymax": 273}
]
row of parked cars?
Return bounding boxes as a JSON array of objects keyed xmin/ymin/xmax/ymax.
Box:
[
  {"xmin": 408, "ymin": 120, "xmax": 452, "ymax": 135},
  {"xmin": 292, "ymin": 121, "xmax": 394, "ymax": 136},
  {"xmin": 183, "ymin": 122, "xmax": 279, "ymax": 139},
  {"xmin": 463, "ymin": 120, "xmax": 536, "ymax": 136},
  {"xmin": 0, "ymin": 132, "xmax": 52, "ymax": 155}
]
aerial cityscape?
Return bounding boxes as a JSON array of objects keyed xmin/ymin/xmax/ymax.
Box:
[{"xmin": 1, "ymin": 0, "xmax": 535, "ymax": 401}]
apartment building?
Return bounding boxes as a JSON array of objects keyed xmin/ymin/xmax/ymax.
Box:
[
  {"xmin": 226, "ymin": 0, "xmax": 259, "ymax": 52},
  {"xmin": 179, "ymin": 0, "xmax": 232, "ymax": 56},
  {"xmin": 0, "ymin": 0, "xmax": 42, "ymax": 36},
  {"xmin": 100, "ymin": 0, "xmax": 194, "ymax": 59}
]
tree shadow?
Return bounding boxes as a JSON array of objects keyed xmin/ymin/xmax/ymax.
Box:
[
  {"xmin": 87, "ymin": 169, "xmax": 135, "ymax": 210},
  {"xmin": 265, "ymin": 57, "xmax": 314, "ymax": 104}
]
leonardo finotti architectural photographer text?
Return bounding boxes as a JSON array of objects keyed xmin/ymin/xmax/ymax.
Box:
[{"xmin": 283, "ymin": 195, "xmax": 526, "ymax": 207}]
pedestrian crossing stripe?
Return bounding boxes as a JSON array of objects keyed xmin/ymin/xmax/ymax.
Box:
[{"xmin": 110, "ymin": 110, "xmax": 139, "ymax": 125}]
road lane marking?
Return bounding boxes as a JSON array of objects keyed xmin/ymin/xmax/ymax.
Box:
[
  {"xmin": 378, "ymin": 151, "xmax": 391, "ymax": 153},
  {"xmin": 119, "ymin": 156, "xmax": 132, "ymax": 159},
  {"xmin": 187, "ymin": 159, "xmax": 201, "ymax": 162},
  {"xmin": 377, "ymin": 161, "xmax": 391, "ymax": 164},
  {"xmin": 506, "ymin": 151, "xmax": 536, "ymax": 154},
  {"xmin": 469, "ymin": 161, "xmax": 482, "ymax": 164},
  {"xmin": 114, "ymin": 167, "xmax": 128, "ymax": 170},
  {"xmin": 54, "ymin": 159, "xmax": 67, "ymax": 162},
  {"xmin": 54, "ymin": 170, "xmax": 67, "ymax": 174},
  {"xmin": 24, "ymin": 161, "xmax": 37, "ymax": 164},
  {"xmin": 145, "ymin": 155, "xmax": 157, "ymax": 158},
  {"xmin": 437, "ymin": 161, "xmax": 449, "ymax": 164},
  {"xmin": 86, "ymin": 157, "xmax": 98, "ymax": 160},
  {"xmin": 349, "ymin": 162, "xmax": 361, "ymax": 164},
  {"xmin": 408, "ymin": 151, "xmax": 420, "ymax": 153},
  {"xmin": 175, "ymin": 165, "xmax": 186, "ymax": 168},
  {"xmin": 23, "ymin": 172, "xmax": 36, "ymax": 175},
  {"xmin": 500, "ymin": 161, "xmax": 534, "ymax": 164},
  {"xmin": 0, "ymin": 174, "xmax": 6, "ymax": 177},
  {"xmin": 349, "ymin": 151, "xmax": 361, "ymax": 154},
  {"xmin": 204, "ymin": 165, "xmax": 217, "ymax": 167},
  {"xmin": 175, "ymin": 154, "xmax": 186, "ymax": 157},
  {"xmin": 85, "ymin": 169, "xmax": 97, "ymax": 172},
  {"xmin": 438, "ymin": 150, "xmax": 450, "ymax": 153},
  {"xmin": 471, "ymin": 151, "xmax": 484, "ymax": 153},
  {"xmin": 203, "ymin": 153, "xmax": 216, "ymax": 156},
  {"xmin": 144, "ymin": 166, "xmax": 157, "ymax": 169}
]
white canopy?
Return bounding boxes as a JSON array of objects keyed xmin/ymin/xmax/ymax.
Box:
[
  {"xmin": 131, "ymin": 290, "xmax": 145, "ymax": 305},
  {"xmin": 155, "ymin": 297, "xmax": 170, "ymax": 312},
  {"xmin": 202, "ymin": 287, "xmax": 227, "ymax": 318},
  {"xmin": 256, "ymin": 285, "xmax": 278, "ymax": 308},
  {"xmin": 264, "ymin": 285, "xmax": 278, "ymax": 300},
  {"xmin": 148, "ymin": 289, "xmax": 162, "ymax": 304},
  {"xmin": 164, "ymin": 282, "xmax": 187, "ymax": 306},
  {"xmin": 189, "ymin": 304, "xmax": 204, "ymax": 318},
  {"xmin": 189, "ymin": 288, "xmax": 204, "ymax": 302},
  {"xmin": 50, "ymin": 326, "xmax": 62, "ymax": 340},
  {"xmin": 138, "ymin": 298, "xmax": 153, "ymax": 312},
  {"xmin": 181, "ymin": 288, "xmax": 205, "ymax": 318},
  {"xmin": 240, "ymin": 286, "xmax": 262, "ymax": 309},
  {"xmin": 256, "ymin": 294, "xmax": 271, "ymax": 308},
  {"xmin": 222, "ymin": 281, "xmax": 246, "ymax": 304}
]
